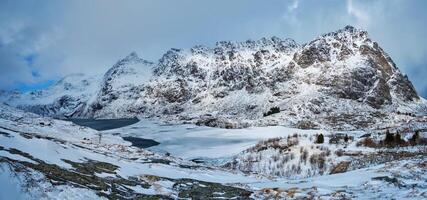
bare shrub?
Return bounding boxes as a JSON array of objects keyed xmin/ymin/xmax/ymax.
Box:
[
  {"xmin": 272, "ymin": 154, "xmax": 280, "ymax": 162},
  {"xmin": 325, "ymin": 148, "xmax": 331, "ymax": 156},
  {"xmin": 287, "ymin": 137, "xmax": 299, "ymax": 146},
  {"xmin": 300, "ymin": 149, "xmax": 308, "ymax": 163},
  {"xmin": 356, "ymin": 137, "xmax": 377, "ymax": 148},
  {"xmin": 309, "ymin": 153, "xmax": 326, "ymax": 171}
]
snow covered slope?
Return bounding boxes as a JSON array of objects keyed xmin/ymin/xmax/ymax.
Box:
[
  {"xmin": 0, "ymin": 73, "xmax": 101, "ymax": 118},
  {"xmin": 86, "ymin": 52, "xmax": 154, "ymax": 118},
  {"xmin": 0, "ymin": 103, "xmax": 259, "ymax": 199},
  {"xmin": 0, "ymin": 103, "xmax": 426, "ymax": 199},
  {"xmin": 1, "ymin": 26, "xmax": 426, "ymax": 130}
]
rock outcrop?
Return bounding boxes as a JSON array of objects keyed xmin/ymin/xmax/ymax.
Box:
[{"xmin": 1, "ymin": 26, "xmax": 426, "ymax": 130}]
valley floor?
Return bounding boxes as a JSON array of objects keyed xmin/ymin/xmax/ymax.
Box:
[{"xmin": 0, "ymin": 109, "xmax": 426, "ymax": 199}]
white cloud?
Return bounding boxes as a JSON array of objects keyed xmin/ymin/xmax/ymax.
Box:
[
  {"xmin": 0, "ymin": 0, "xmax": 426, "ymax": 97},
  {"xmin": 287, "ymin": 0, "xmax": 299, "ymax": 12},
  {"xmin": 346, "ymin": 0, "xmax": 370, "ymax": 28}
]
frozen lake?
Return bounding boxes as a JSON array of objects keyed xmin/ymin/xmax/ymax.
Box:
[
  {"xmin": 68, "ymin": 118, "xmax": 160, "ymax": 148},
  {"xmin": 101, "ymin": 119, "xmax": 326, "ymax": 160}
]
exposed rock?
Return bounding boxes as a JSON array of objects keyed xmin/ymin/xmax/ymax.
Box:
[
  {"xmin": 295, "ymin": 38, "xmax": 331, "ymax": 68},
  {"xmin": 330, "ymin": 161, "xmax": 350, "ymax": 174},
  {"xmin": 1, "ymin": 26, "xmax": 426, "ymax": 130}
]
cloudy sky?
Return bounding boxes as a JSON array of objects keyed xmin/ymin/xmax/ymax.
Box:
[{"xmin": 1, "ymin": 0, "xmax": 426, "ymax": 97}]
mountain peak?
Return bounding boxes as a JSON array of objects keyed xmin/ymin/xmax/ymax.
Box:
[
  {"xmin": 1, "ymin": 27, "xmax": 425, "ymax": 131},
  {"xmin": 213, "ymin": 36, "xmax": 299, "ymax": 51},
  {"xmin": 343, "ymin": 25, "xmax": 356, "ymax": 31},
  {"xmin": 337, "ymin": 25, "xmax": 364, "ymax": 34},
  {"xmin": 320, "ymin": 25, "xmax": 368, "ymax": 41},
  {"xmin": 113, "ymin": 51, "xmax": 154, "ymax": 67},
  {"xmin": 123, "ymin": 51, "xmax": 140, "ymax": 61}
]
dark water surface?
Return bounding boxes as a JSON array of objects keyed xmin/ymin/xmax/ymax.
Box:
[
  {"xmin": 67, "ymin": 118, "xmax": 140, "ymax": 131},
  {"xmin": 122, "ymin": 136, "xmax": 160, "ymax": 148},
  {"xmin": 67, "ymin": 118, "xmax": 160, "ymax": 148}
]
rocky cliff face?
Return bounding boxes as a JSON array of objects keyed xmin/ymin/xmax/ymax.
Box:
[
  {"xmin": 292, "ymin": 26, "xmax": 418, "ymax": 109},
  {"xmin": 86, "ymin": 52, "xmax": 154, "ymax": 118},
  {"xmin": 1, "ymin": 26, "xmax": 425, "ymax": 130},
  {"xmin": 139, "ymin": 26, "xmax": 425, "ymax": 129}
]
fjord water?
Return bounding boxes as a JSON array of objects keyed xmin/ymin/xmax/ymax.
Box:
[
  {"xmin": 68, "ymin": 118, "xmax": 161, "ymax": 148},
  {"xmin": 67, "ymin": 118, "xmax": 139, "ymax": 131}
]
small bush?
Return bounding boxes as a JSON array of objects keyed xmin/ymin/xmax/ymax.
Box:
[
  {"xmin": 382, "ymin": 131, "xmax": 407, "ymax": 147},
  {"xmin": 384, "ymin": 130, "xmax": 394, "ymax": 145},
  {"xmin": 410, "ymin": 131, "xmax": 419, "ymax": 145},
  {"xmin": 344, "ymin": 134, "xmax": 349, "ymax": 143},
  {"xmin": 394, "ymin": 133, "xmax": 404, "ymax": 146},
  {"xmin": 315, "ymin": 134, "xmax": 324, "ymax": 144}
]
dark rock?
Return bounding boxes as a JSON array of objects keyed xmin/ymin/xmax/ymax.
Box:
[{"xmin": 330, "ymin": 161, "xmax": 350, "ymax": 174}]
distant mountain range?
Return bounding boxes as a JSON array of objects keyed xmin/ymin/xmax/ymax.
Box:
[{"xmin": 1, "ymin": 26, "xmax": 426, "ymax": 130}]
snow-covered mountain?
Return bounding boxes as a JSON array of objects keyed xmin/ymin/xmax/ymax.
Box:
[
  {"xmin": 1, "ymin": 26, "xmax": 426, "ymax": 130},
  {"xmin": 86, "ymin": 52, "xmax": 154, "ymax": 118},
  {"xmin": 0, "ymin": 73, "xmax": 101, "ymax": 118}
]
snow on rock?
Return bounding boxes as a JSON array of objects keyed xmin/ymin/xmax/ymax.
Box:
[
  {"xmin": 86, "ymin": 52, "xmax": 155, "ymax": 118},
  {"xmin": 1, "ymin": 26, "xmax": 426, "ymax": 131},
  {"xmin": 0, "ymin": 74, "xmax": 101, "ymax": 118}
]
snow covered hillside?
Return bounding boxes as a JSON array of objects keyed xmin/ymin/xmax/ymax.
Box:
[
  {"xmin": 1, "ymin": 103, "xmax": 426, "ymax": 199},
  {"xmin": 0, "ymin": 103, "xmax": 260, "ymax": 199},
  {"xmin": 86, "ymin": 52, "xmax": 155, "ymax": 118},
  {"xmin": 0, "ymin": 73, "xmax": 101, "ymax": 118},
  {"xmin": 1, "ymin": 26, "xmax": 426, "ymax": 131}
]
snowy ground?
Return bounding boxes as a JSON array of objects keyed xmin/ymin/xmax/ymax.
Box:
[
  {"xmin": 1, "ymin": 104, "xmax": 426, "ymax": 199},
  {"xmin": 101, "ymin": 118, "xmax": 427, "ymax": 199},
  {"xmin": 251, "ymin": 157, "xmax": 427, "ymax": 199},
  {"xmin": 0, "ymin": 104, "xmax": 261, "ymax": 199}
]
